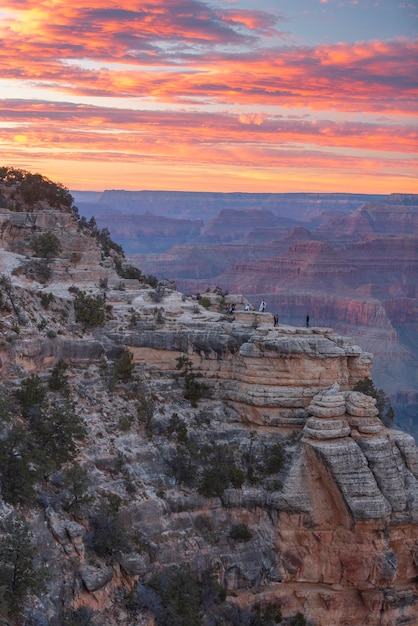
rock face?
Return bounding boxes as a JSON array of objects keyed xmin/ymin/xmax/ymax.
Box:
[
  {"xmin": 90, "ymin": 193, "xmax": 417, "ymax": 439},
  {"xmin": 1, "ymin": 180, "xmax": 418, "ymax": 626}
]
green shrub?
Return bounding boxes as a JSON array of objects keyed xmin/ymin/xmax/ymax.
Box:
[
  {"xmin": 0, "ymin": 515, "xmax": 47, "ymax": 617},
  {"xmin": 95, "ymin": 226, "xmax": 124, "ymax": 257},
  {"xmin": 170, "ymin": 441, "xmax": 200, "ymax": 487},
  {"xmin": 230, "ymin": 466, "xmax": 245, "ymax": 488},
  {"xmin": 0, "ymin": 395, "xmax": 85, "ymax": 504},
  {"xmin": 175, "ymin": 355, "xmax": 211, "ymax": 407},
  {"xmin": 30, "ymin": 400, "xmax": 86, "ymax": 472},
  {"xmin": 6, "ymin": 169, "xmax": 75, "ymax": 210},
  {"xmin": 243, "ymin": 436, "xmax": 287, "ymax": 485},
  {"xmin": 166, "ymin": 412, "xmax": 188, "ymax": 444},
  {"xmin": 117, "ymin": 264, "xmax": 142, "ymax": 280},
  {"xmin": 145, "ymin": 274, "xmax": 159, "ymax": 288},
  {"xmin": 199, "ymin": 468, "xmax": 226, "ymax": 498},
  {"xmin": 16, "ymin": 374, "xmax": 46, "ymax": 418},
  {"xmin": 198, "ymin": 444, "xmax": 243, "ymax": 497},
  {"xmin": 40, "ymin": 291, "xmax": 54, "ymax": 308},
  {"xmin": 31, "ymin": 231, "xmax": 62, "ymax": 258},
  {"xmin": 114, "ymin": 349, "xmax": 135, "ymax": 381},
  {"xmin": 48, "ymin": 359, "xmax": 69, "ymax": 392},
  {"xmin": 152, "ymin": 306, "xmax": 164, "ymax": 322},
  {"xmin": 62, "ymin": 463, "xmax": 93, "ymax": 516},
  {"xmin": 87, "ymin": 497, "xmax": 130, "ymax": 563},
  {"xmin": 249, "ymin": 601, "xmax": 282, "ymax": 626},
  {"xmin": 199, "ymin": 296, "xmax": 211, "ymax": 309},
  {"xmin": 19, "ymin": 258, "xmax": 52, "ymax": 283},
  {"xmin": 0, "ymin": 425, "xmax": 36, "ymax": 504},
  {"xmin": 136, "ymin": 393, "xmax": 155, "ymax": 436},
  {"xmin": 353, "ymin": 377, "xmax": 395, "ymax": 426},
  {"xmin": 139, "ymin": 565, "xmax": 225, "ymax": 626},
  {"xmin": 229, "ymin": 523, "xmax": 253, "ymax": 543},
  {"xmin": 264, "ymin": 443, "xmax": 286, "ymax": 475},
  {"xmin": 118, "ymin": 414, "xmax": 134, "ymax": 431},
  {"xmin": 74, "ymin": 290, "xmax": 105, "ymax": 328}
]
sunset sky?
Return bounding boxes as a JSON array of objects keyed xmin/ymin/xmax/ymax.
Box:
[{"xmin": 1, "ymin": 0, "xmax": 417, "ymax": 193}]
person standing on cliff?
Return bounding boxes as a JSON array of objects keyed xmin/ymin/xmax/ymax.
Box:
[
  {"xmin": 259, "ymin": 300, "xmax": 266, "ymax": 312},
  {"xmin": 306, "ymin": 314, "xmax": 310, "ymax": 327}
]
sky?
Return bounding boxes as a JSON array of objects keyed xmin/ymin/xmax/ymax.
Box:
[{"xmin": 0, "ymin": 0, "xmax": 417, "ymax": 193}]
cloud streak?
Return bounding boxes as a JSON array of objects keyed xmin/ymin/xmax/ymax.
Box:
[{"xmin": 0, "ymin": 0, "xmax": 417, "ymax": 191}]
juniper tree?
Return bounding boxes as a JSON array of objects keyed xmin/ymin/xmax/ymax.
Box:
[{"xmin": 0, "ymin": 515, "xmax": 47, "ymax": 616}]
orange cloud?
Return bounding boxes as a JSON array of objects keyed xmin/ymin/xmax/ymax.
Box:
[{"xmin": 0, "ymin": 0, "xmax": 416, "ymax": 192}]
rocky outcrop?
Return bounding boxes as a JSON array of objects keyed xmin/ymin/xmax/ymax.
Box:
[
  {"xmin": 114, "ymin": 195, "xmax": 417, "ymax": 438},
  {"xmin": 2, "ymin": 274, "xmax": 417, "ymax": 624}
]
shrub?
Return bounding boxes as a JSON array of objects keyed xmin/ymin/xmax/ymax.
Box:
[
  {"xmin": 74, "ymin": 290, "xmax": 105, "ymax": 328},
  {"xmin": 61, "ymin": 607, "xmax": 96, "ymax": 626},
  {"xmin": 137, "ymin": 393, "xmax": 155, "ymax": 436},
  {"xmin": 87, "ymin": 497, "xmax": 130, "ymax": 563},
  {"xmin": 62, "ymin": 463, "xmax": 93, "ymax": 516},
  {"xmin": 150, "ymin": 285, "xmax": 166, "ymax": 303},
  {"xmin": 0, "ymin": 425, "xmax": 36, "ymax": 504},
  {"xmin": 30, "ymin": 232, "xmax": 62, "ymax": 259},
  {"xmin": 95, "ymin": 226, "xmax": 124, "ymax": 257},
  {"xmin": 0, "ymin": 393, "xmax": 85, "ymax": 503},
  {"xmin": 230, "ymin": 465, "xmax": 245, "ymax": 488},
  {"xmin": 117, "ymin": 264, "xmax": 142, "ymax": 280},
  {"xmin": 166, "ymin": 412, "xmax": 188, "ymax": 444},
  {"xmin": 114, "ymin": 349, "xmax": 135, "ymax": 381},
  {"xmin": 152, "ymin": 306, "xmax": 165, "ymax": 323},
  {"xmin": 175, "ymin": 355, "xmax": 211, "ymax": 407},
  {"xmin": 48, "ymin": 359, "xmax": 69, "ymax": 392},
  {"xmin": 118, "ymin": 414, "xmax": 134, "ymax": 431},
  {"xmin": 13, "ymin": 169, "xmax": 74, "ymax": 210},
  {"xmin": 353, "ymin": 377, "xmax": 395, "ymax": 426},
  {"xmin": 229, "ymin": 523, "xmax": 253, "ymax": 542},
  {"xmin": 199, "ymin": 468, "xmax": 226, "ymax": 498},
  {"xmin": 139, "ymin": 565, "xmax": 225, "ymax": 626},
  {"xmin": 145, "ymin": 274, "xmax": 159, "ymax": 288},
  {"xmin": 199, "ymin": 296, "xmax": 211, "ymax": 309},
  {"xmin": 18, "ymin": 258, "xmax": 52, "ymax": 283},
  {"xmin": 198, "ymin": 444, "xmax": 243, "ymax": 497},
  {"xmin": 264, "ymin": 443, "xmax": 286, "ymax": 475},
  {"xmin": 170, "ymin": 441, "xmax": 200, "ymax": 487},
  {"xmin": 0, "ymin": 515, "xmax": 47, "ymax": 617},
  {"xmin": 16, "ymin": 374, "xmax": 46, "ymax": 419},
  {"xmin": 30, "ymin": 401, "xmax": 86, "ymax": 472},
  {"xmin": 249, "ymin": 601, "xmax": 282, "ymax": 626},
  {"xmin": 40, "ymin": 291, "xmax": 54, "ymax": 308}
]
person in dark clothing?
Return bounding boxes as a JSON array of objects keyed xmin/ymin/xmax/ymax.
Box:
[{"xmin": 306, "ymin": 314, "xmax": 310, "ymax": 327}]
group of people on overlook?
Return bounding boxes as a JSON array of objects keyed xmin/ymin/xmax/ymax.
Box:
[{"xmin": 227, "ymin": 299, "xmax": 311, "ymax": 328}]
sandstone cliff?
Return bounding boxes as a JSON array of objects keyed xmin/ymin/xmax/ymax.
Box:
[{"xmin": 0, "ymin": 174, "xmax": 417, "ymax": 625}]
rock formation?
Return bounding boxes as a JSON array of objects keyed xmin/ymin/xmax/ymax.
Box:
[
  {"xmin": 0, "ymin": 173, "xmax": 417, "ymax": 625},
  {"xmin": 90, "ymin": 193, "xmax": 417, "ymax": 439}
]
